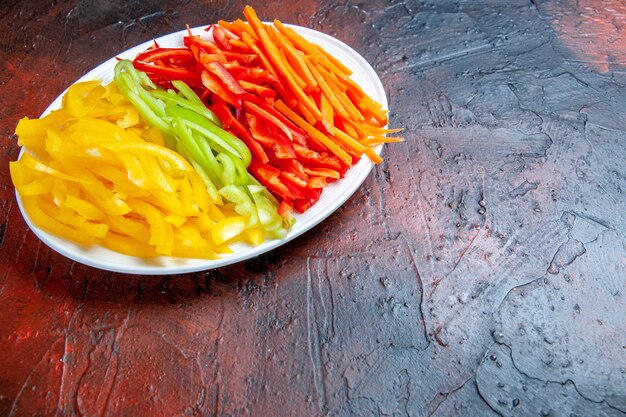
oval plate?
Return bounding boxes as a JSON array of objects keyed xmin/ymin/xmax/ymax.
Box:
[{"xmin": 14, "ymin": 24, "xmax": 387, "ymax": 275}]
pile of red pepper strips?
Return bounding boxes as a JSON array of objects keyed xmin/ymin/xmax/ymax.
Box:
[{"xmin": 131, "ymin": 5, "xmax": 401, "ymax": 217}]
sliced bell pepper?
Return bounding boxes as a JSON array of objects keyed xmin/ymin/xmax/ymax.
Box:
[
  {"xmin": 246, "ymin": 113, "xmax": 296, "ymax": 159},
  {"xmin": 115, "ymin": 59, "xmax": 289, "ymax": 237},
  {"xmin": 201, "ymin": 70, "xmax": 240, "ymax": 108},
  {"xmin": 211, "ymin": 24, "xmax": 234, "ymax": 51},
  {"xmin": 132, "ymin": 60, "xmax": 198, "ymax": 83},
  {"xmin": 202, "ymin": 61, "xmax": 246, "ymax": 96},
  {"xmin": 209, "ymin": 96, "xmax": 269, "ymax": 164},
  {"xmin": 134, "ymin": 48, "xmax": 195, "ymax": 64},
  {"xmin": 11, "ymin": 78, "xmax": 289, "ymax": 259}
]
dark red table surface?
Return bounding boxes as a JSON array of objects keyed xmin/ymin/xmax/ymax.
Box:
[{"xmin": 1, "ymin": 1, "xmax": 625, "ymax": 416}]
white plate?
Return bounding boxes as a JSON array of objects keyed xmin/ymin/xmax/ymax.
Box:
[{"xmin": 15, "ymin": 24, "xmax": 387, "ymax": 275}]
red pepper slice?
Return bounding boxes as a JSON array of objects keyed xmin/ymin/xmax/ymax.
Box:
[
  {"xmin": 246, "ymin": 113, "xmax": 295, "ymax": 159},
  {"xmin": 248, "ymin": 159, "xmax": 304, "ymax": 201},
  {"xmin": 184, "ymin": 35, "xmax": 221, "ymax": 54},
  {"xmin": 228, "ymin": 67, "xmax": 277, "ymax": 84},
  {"xmin": 294, "ymin": 187, "xmax": 322, "ymax": 213},
  {"xmin": 200, "ymin": 70, "xmax": 240, "ymax": 109},
  {"xmin": 244, "ymin": 99, "xmax": 295, "ymax": 141},
  {"xmin": 203, "ymin": 61, "xmax": 246, "ymax": 96},
  {"xmin": 211, "ymin": 24, "xmax": 233, "ymax": 51},
  {"xmin": 279, "ymin": 171, "xmax": 308, "ymax": 188},
  {"xmin": 134, "ymin": 48, "xmax": 195, "ymax": 64},
  {"xmin": 209, "ymin": 97, "xmax": 269, "ymax": 164},
  {"xmin": 267, "ymin": 155, "xmax": 308, "ymax": 181},
  {"xmin": 239, "ymin": 80, "xmax": 276, "ymax": 99},
  {"xmin": 132, "ymin": 61, "xmax": 198, "ymax": 82},
  {"xmin": 194, "ymin": 47, "xmax": 227, "ymax": 65},
  {"xmin": 245, "ymin": 94, "xmax": 323, "ymax": 150},
  {"xmin": 280, "ymin": 177, "xmax": 308, "ymax": 201},
  {"xmin": 292, "ymin": 143, "xmax": 347, "ymax": 173}
]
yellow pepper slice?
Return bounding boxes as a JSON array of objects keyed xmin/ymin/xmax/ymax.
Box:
[
  {"xmin": 21, "ymin": 196, "xmax": 97, "ymax": 246},
  {"xmin": 212, "ymin": 216, "xmax": 247, "ymax": 245}
]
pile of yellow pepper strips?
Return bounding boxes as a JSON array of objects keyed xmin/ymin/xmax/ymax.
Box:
[{"xmin": 10, "ymin": 66, "xmax": 289, "ymax": 259}]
